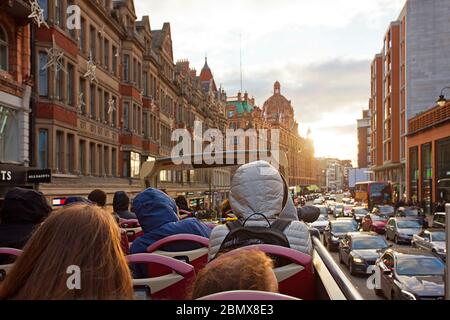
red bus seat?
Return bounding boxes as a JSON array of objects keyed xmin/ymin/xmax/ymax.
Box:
[
  {"xmin": 0, "ymin": 248, "xmax": 23, "ymax": 282},
  {"xmin": 126, "ymin": 253, "xmax": 195, "ymax": 300},
  {"xmin": 119, "ymin": 219, "xmax": 144, "ymax": 243},
  {"xmin": 197, "ymin": 290, "xmax": 300, "ymax": 300},
  {"xmin": 219, "ymin": 244, "xmax": 315, "ymax": 300},
  {"xmin": 146, "ymin": 234, "xmax": 209, "ymax": 274}
]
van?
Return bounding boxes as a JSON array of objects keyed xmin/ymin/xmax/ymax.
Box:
[{"xmin": 432, "ymin": 212, "xmax": 446, "ymax": 229}]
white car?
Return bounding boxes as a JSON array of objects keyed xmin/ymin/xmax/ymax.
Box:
[
  {"xmin": 412, "ymin": 229, "xmax": 446, "ymax": 261},
  {"xmin": 313, "ymin": 198, "xmax": 324, "ymax": 205}
]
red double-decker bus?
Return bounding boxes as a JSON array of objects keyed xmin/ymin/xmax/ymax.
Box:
[{"xmin": 354, "ymin": 181, "xmax": 393, "ymax": 210}]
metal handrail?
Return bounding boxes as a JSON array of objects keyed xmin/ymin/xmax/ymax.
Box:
[{"xmin": 312, "ymin": 237, "xmax": 363, "ymax": 300}]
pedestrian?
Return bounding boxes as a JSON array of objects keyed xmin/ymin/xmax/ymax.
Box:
[
  {"xmin": 113, "ymin": 191, "xmax": 137, "ymax": 220},
  {"xmin": 0, "ymin": 188, "xmax": 52, "ymax": 251},
  {"xmin": 0, "ymin": 204, "xmax": 133, "ymax": 300},
  {"xmin": 88, "ymin": 189, "xmax": 107, "ymax": 207},
  {"xmin": 190, "ymin": 249, "xmax": 278, "ymax": 299}
]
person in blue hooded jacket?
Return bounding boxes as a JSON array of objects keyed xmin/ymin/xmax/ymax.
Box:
[{"xmin": 130, "ymin": 188, "xmax": 211, "ymax": 277}]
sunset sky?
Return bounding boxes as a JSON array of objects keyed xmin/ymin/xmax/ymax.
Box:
[{"xmin": 135, "ymin": 0, "xmax": 407, "ymax": 165}]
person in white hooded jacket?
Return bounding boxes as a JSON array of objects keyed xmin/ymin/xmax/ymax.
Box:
[{"xmin": 208, "ymin": 160, "xmax": 312, "ymax": 261}]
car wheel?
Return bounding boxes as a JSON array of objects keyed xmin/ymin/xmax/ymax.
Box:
[
  {"xmin": 411, "ymin": 241, "xmax": 416, "ymax": 248},
  {"xmin": 385, "ymin": 232, "xmax": 390, "ymax": 241}
]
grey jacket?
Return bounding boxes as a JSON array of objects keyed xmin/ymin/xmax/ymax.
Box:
[{"xmin": 208, "ymin": 161, "xmax": 312, "ymax": 261}]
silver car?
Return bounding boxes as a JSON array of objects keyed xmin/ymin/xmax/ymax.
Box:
[
  {"xmin": 385, "ymin": 218, "xmax": 422, "ymax": 244},
  {"xmin": 412, "ymin": 229, "xmax": 446, "ymax": 261}
]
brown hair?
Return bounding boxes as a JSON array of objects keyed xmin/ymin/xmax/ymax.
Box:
[
  {"xmin": 220, "ymin": 199, "xmax": 232, "ymax": 218},
  {"xmin": 0, "ymin": 204, "xmax": 133, "ymax": 300},
  {"xmin": 190, "ymin": 249, "xmax": 278, "ymax": 299}
]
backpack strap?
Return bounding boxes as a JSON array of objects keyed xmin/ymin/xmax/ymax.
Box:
[
  {"xmin": 225, "ymin": 220, "xmax": 242, "ymax": 231},
  {"xmin": 270, "ymin": 219, "xmax": 291, "ymax": 232}
]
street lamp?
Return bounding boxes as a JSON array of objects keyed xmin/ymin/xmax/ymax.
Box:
[{"xmin": 436, "ymin": 87, "xmax": 450, "ymax": 107}]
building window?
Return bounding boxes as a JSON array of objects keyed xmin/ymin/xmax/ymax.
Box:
[
  {"xmin": 104, "ymin": 146, "xmax": 109, "ymax": 176},
  {"xmin": 123, "ymin": 102, "xmax": 129, "ymax": 130},
  {"xmin": 409, "ymin": 146, "xmax": 418, "ymax": 203},
  {"xmin": 90, "ymin": 26, "xmax": 96, "ymax": 60},
  {"xmin": 130, "ymin": 151, "xmax": 140, "ymax": 178},
  {"xmin": 79, "ymin": 78, "xmax": 86, "ymax": 114},
  {"xmin": 55, "ymin": 0, "xmax": 64, "ymax": 28},
  {"xmin": 90, "ymin": 84, "xmax": 96, "ymax": 118},
  {"xmin": 436, "ymin": 137, "xmax": 450, "ymax": 203},
  {"xmin": 67, "ymin": 64, "xmax": 74, "ymax": 106},
  {"xmin": 122, "ymin": 152, "xmax": 130, "ymax": 178},
  {"xmin": 111, "ymin": 148, "xmax": 117, "ymax": 177},
  {"xmin": 0, "ymin": 106, "xmax": 19, "ymax": 163},
  {"xmin": 79, "ymin": 18, "xmax": 86, "ymax": 53},
  {"xmin": 421, "ymin": 143, "xmax": 432, "ymax": 214},
  {"xmin": 67, "ymin": 134, "xmax": 75, "ymax": 174},
  {"xmin": 38, "ymin": 129, "xmax": 48, "ymax": 169},
  {"xmin": 123, "ymin": 54, "xmax": 130, "ymax": 81},
  {"xmin": 79, "ymin": 140, "xmax": 86, "ymax": 175},
  {"xmin": 143, "ymin": 112, "xmax": 148, "ymax": 138},
  {"xmin": 39, "ymin": 52, "xmax": 48, "ymax": 96},
  {"xmin": 98, "ymin": 145, "xmax": 103, "ymax": 176},
  {"xmin": 112, "ymin": 46, "xmax": 117, "ymax": 76},
  {"xmin": 55, "ymin": 131, "xmax": 64, "ymax": 172},
  {"xmin": 143, "ymin": 71, "xmax": 148, "ymax": 96},
  {"xmin": 103, "ymin": 91, "xmax": 109, "ymax": 123},
  {"xmin": 112, "ymin": 96, "xmax": 117, "ymax": 126},
  {"xmin": 38, "ymin": 0, "xmax": 48, "ymax": 20},
  {"xmin": 0, "ymin": 25, "xmax": 7, "ymax": 71},
  {"xmin": 103, "ymin": 38, "xmax": 109, "ymax": 69},
  {"xmin": 55, "ymin": 67, "xmax": 64, "ymax": 101},
  {"xmin": 89, "ymin": 142, "xmax": 96, "ymax": 175},
  {"xmin": 133, "ymin": 104, "xmax": 137, "ymax": 132}
]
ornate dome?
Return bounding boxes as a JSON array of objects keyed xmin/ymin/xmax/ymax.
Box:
[{"xmin": 263, "ymin": 81, "xmax": 295, "ymax": 127}]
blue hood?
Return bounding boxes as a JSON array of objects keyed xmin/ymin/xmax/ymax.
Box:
[{"xmin": 130, "ymin": 188, "xmax": 211, "ymax": 255}]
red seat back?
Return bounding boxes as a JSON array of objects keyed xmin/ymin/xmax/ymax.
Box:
[
  {"xmin": 219, "ymin": 245, "xmax": 315, "ymax": 300},
  {"xmin": 126, "ymin": 253, "xmax": 195, "ymax": 300},
  {"xmin": 146, "ymin": 234, "xmax": 209, "ymax": 274},
  {"xmin": 197, "ymin": 290, "xmax": 300, "ymax": 300},
  {"xmin": 120, "ymin": 219, "xmax": 144, "ymax": 242},
  {"xmin": 0, "ymin": 248, "xmax": 23, "ymax": 282}
]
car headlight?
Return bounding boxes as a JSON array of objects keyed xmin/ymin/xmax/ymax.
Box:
[
  {"xmin": 437, "ymin": 248, "xmax": 446, "ymax": 253},
  {"xmin": 353, "ymin": 257, "xmax": 364, "ymax": 264},
  {"xmin": 401, "ymin": 290, "xmax": 417, "ymax": 300},
  {"xmin": 331, "ymin": 236, "xmax": 339, "ymax": 241}
]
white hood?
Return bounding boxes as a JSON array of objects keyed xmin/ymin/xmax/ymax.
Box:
[{"xmin": 229, "ymin": 160, "xmax": 298, "ymax": 221}]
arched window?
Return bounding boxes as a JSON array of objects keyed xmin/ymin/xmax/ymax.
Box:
[{"xmin": 0, "ymin": 25, "xmax": 8, "ymax": 71}]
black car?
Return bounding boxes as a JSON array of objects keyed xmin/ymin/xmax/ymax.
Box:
[
  {"xmin": 395, "ymin": 207, "xmax": 428, "ymax": 228},
  {"xmin": 352, "ymin": 207, "xmax": 369, "ymax": 224},
  {"xmin": 323, "ymin": 220, "xmax": 358, "ymax": 251},
  {"xmin": 374, "ymin": 248, "xmax": 445, "ymax": 300},
  {"xmin": 338, "ymin": 232, "xmax": 389, "ymax": 275}
]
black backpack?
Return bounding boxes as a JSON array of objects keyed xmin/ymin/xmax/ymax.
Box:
[{"xmin": 217, "ymin": 213, "xmax": 291, "ymax": 266}]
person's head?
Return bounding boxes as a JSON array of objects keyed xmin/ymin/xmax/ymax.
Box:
[
  {"xmin": 229, "ymin": 160, "xmax": 297, "ymax": 221},
  {"xmin": 0, "ymin": 204, "xmax": 133, "ymax": 300},
  {"xmin": 190, "ymin": 249, "xmax": 278, "ymax": 299},
  {"xmin": 113, "ymin": 191, "xmax": 130, "ymax": 213},
  {"xmin": 88, "ymin": 189, "xmax": 107, "ymax": 207},
  {"xmin": 0, "ymin": 188, "xmax": 51, "ymax": 225},
  {"xmin": 175, "ymin": 195, "xmax": 189, "ymax": 210},
  {"xmin": 132, "ymin": 188, "xmax": 179, "ymax": 233}
]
